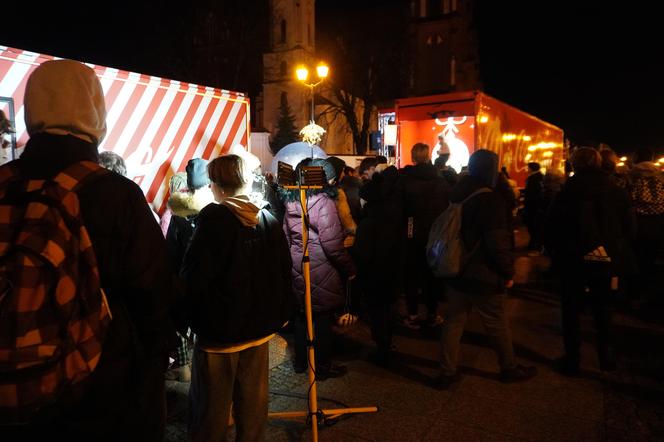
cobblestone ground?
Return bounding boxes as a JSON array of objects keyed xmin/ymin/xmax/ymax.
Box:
[{"xmin": 166, "ymin": 230, "xmax": 664, "ymax": 441}]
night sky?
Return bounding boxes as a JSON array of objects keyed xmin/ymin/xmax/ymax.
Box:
[{"xmin": 1, "ymin": 0, "xmax": 660, "ymax": 153}]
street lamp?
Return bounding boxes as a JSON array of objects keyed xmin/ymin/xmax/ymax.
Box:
[{"xmin": 295, "ymin": 62, "xmax": 329, "ymax": 124}]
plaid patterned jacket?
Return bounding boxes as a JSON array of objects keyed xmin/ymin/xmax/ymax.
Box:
[{"xmin": 0, "ymin": 160, "xmax": 111, "ymax": 424}]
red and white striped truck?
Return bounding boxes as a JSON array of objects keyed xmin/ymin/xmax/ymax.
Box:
[{"xmin": 0, "ymin": 45, "xmax": 251, "ymax": 213}]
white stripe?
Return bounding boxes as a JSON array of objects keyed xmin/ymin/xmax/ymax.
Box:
[
  {"xmin": 123, "ymin": 83, "xmax": 180, "ymax": 183},
  {"xmin": 189, "ymin": 94, "xmax": 230, "ymax": 159},
  {"xmin": 210, "ymin": 101, "xmax": 243, "ymax": 159},
  {"xmin": 98, "ymin": 71, "xmax": 141, "ymax": 150},
  {"xmin": 99, "ymin": 67, "xmax": 120, "ymax": 96},
  {"xmin": 137, "ymin": 84, "xmax": 199, "ymax": 195},
  {"xmin": 0, "ymin": 52, "xmax": 39, "ymax": 141},
  {"xmin": 0, "ymin": 51, "xmax": 37, "ymax": 98},
  {"xmin": 112, "ymin": 76, "xmax": 162, "ymax": 156},
  {"xmin": 228, "ymin": 113, "xmax": 248, "ymax": 152},
  {"xmin": 152, "ymin": 94, "xmax": 213, "ymax": 209}
]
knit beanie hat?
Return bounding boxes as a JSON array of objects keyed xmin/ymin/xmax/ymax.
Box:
[{"xmin": 186, "ymin": 158, "xmax": 210, "ymax": 190}]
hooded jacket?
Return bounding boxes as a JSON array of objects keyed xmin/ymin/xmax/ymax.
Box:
[
  {"xmin": 446, "ymin": 151, "xmax": 514, "ymax": 295},
  {"xmin": 400, "ymin": 163, "xmax": 450, "ymax": 246},
  {"xmin": 283, "ymin": 191, "xmax": 356, "ymax": 312},
  {"xmin": 545, "ymin": 168, "xmax": 635, "ymax": 276},
  {"xmin": 354, "ymin": 166, "xmax": 403, "ymax": 294},
  {"xmin": 10, "ymin": 59, "xmax": 175, "ymax": 439},
  {"xmin": 165, "ymin": 189, "xmax": 213, "ymax": 272},
  {"xmin": 181, "ymin": 198, "xmax": 293, "ymax": 345}
]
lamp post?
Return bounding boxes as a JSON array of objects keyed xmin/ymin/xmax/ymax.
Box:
[{"xmin": 295, "ymin": 62, "xmax": 329, "ymax": 124}]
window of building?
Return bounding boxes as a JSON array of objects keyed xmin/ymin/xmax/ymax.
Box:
[
  {"xmin": 280, "ymin": 19, "xmax": 287, "ymax": 44},
  {"xmin": 420, "ymin": 0, "xmax": 427, "ymax": 18},
  {"xmin": 280, "ymin": 61, "xmax": 288, "ymax": 77}
]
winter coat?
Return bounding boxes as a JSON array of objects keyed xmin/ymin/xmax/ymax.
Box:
[
  {"xmin": 340, "ymin": 175, "xmax": 363, "ymax": 224},
  {"xmin": 545, "ymin": 168, "xmax": 636, "ymax": 277},
  {"xmin": 524, "ymin": 171, "xmax": 544, "ymax": 221},
  {"xmin": 166, "ymin": 190, "xmax": 210, "ymax": 272},
  {"xmin": 283, "ymin": 191, "xmax": 356, "ymax": 312},
  {"xmin": 447, "ymin": 174, "xmax": 514, "ymax": 295},
  {"xmin": 16, "ymin": 134, "xmax": 175, "ymax": 427},
  {"xmin": 181, "ymin": 201, "xmax": 293, "ymax": 344},
  {"xmin": 354, "ymin": 166, "xmax": 403, "ymax": 294},
  {"xmin": 627, "ymin": 162, "xmax": 664, "ymax": 216},
  {"xmin": 400, "ymin": 163, "xmax": 450, "ymax": 247}
]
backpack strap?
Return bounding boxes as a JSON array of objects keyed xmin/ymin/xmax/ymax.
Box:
[
  {"xmin": 460, "ymin": 187, "xmax": 492, "ymax": 205},
  {"xmin": 53, "ymin": 160, "xmax": 109, "ymax": 192}
]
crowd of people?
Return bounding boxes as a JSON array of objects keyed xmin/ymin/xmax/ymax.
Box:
[{"xmin": 2, "ymin": 59, "xmax": 663, "ymax": 442}]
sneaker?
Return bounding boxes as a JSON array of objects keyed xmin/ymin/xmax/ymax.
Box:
[
  {"xmin": 425, "ymin": 314, "xmax": 444, "ymax": 327},
  {"xmin": 317, "ymin": 364, "xmax": 348, "ymax": 381},
  {"xmin": 431, "ymin": 373, "xmax": 461, "ymax": 391},
  {"xmin": 402, "ymin": 314, "xmax": 421, "ymax": 330},
  {"xmin": 500, "ymin": 365, "xmax": 537, "ymax": 383}
]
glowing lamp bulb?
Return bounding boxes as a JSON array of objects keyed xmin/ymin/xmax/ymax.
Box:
[
  {"xmin": 316, "ymin": 63, "xmax": 329, "ymax": 79},
  {"xmin": 296, "ymin": 66, "xmax": 309, "ymax": 82}
]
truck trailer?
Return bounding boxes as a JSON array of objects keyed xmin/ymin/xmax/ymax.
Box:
[
  {"xmin": 393, "ymin": 91, "xmax": 565, "ymax": 187},
  {"xmin": 0, "ymin": 45, "xmax": 250, "ymax": 212}
]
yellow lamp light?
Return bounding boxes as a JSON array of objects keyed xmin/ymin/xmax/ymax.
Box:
[
  {"xmin": 316, "ymin": 63, "xmax": 329, "ymax": 79},
  {"xmin": 296, "ymin": 66, "xmax": 309, "ymax": 82},
  {"xmin": 479, "ymin": 115, "xmax": 489, "ymax": 124},
  {"xmin": 620, "ymin": 156, "xmax": 627, "ymax": 162}
]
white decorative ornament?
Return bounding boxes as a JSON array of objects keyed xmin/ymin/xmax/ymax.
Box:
[{"xmin": 299, "ymin": 121, "xmax": 326, "ymax": 146}]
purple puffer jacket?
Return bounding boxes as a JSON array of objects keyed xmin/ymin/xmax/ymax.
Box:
[{"xmin": 284, "ymin": 192, "xmax": 356, "ymax": 312}]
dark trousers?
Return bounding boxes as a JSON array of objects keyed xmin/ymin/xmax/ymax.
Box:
[
  {"xmin": 560, "ymin": 274, "xmax": 614, "ymax": 366},
  {"xmin": 294, "ymin": 311, "xmax": 334, "ymax": 371},
  {"xmin": 366, "ymin": 286, "xmax": 398, "ymax": 354},
  {"xmin": 189, "ymin": 342, "xmax": 269, "ymax": 442},
  {"xmin": 404, "ymin": 242, "xmax": 441, "ymax": 317}
]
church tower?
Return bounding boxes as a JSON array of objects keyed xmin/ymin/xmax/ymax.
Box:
[{"xmin": 261, "ymin": 0, "xmax": 316, "ymax": 139}]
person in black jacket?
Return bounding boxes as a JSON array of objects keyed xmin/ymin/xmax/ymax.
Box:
[
  {"xmin": 545, "ymin": 147, "xmax": 634, "ymax": 375},
  {"xmin": 524, "ymin": 162, "xmax": 545, "ymax": 252},
  {"xmin": 354, "ymin": 165, "xmax": 403, "ymax": 365},
  {"xmin": 8, "ymin": 60, "xmax": 175, "ymax": 440},
  {"xmin": 435, "ymin": 150, "xmax": 537, "ymax": 390},
  {"xmin": 181, "ymin": 154, "xmax": 293, "ymax": 441},
  {"xmin": 400, "ymin": 143, "xmax": 450, "ymax": 329}
]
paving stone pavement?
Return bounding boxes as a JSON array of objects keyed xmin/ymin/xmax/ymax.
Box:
[{"xmin": 166, "ymin": 231, "xmax": 664, "ymax": 441}]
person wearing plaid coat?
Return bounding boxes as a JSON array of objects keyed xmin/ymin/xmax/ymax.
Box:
[{"xmin": 7, "ymin": 60, "xmax": 175, "ymax": 440}]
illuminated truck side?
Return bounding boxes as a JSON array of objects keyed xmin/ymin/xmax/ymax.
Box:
[
  {"xmin": 394, "ymin": 91, "xmax": 564, "ymax": 187},
  {"xmin": 0, "ymin": 45, "xmax": 250, "ymax": 212}
]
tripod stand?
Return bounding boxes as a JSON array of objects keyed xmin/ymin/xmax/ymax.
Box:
[{"xmin": 269, "ymin": 182, "xmax": 377, "ymax": 442}]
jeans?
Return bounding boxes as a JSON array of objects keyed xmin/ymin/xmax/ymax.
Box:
[
  {"xmin": 189, "ymin": 342, "xmax": 269, "ymax": 442},
  {"xmin": 440, "ymin": 287, "xmax": 516, "ymax": 376}
]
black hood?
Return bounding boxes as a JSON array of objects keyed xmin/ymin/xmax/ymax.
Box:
[
  {"xmin": 450, "ymin": 174, "xmax": 488, "ymax": 203},
  {"xmin": 468, "ymin": 149, "xmax": 499, "ymax": 189},
  {"xmin": 562, "ymin": 169, "xmax": 613, "ymax": 199},
  {"xmin": 401, "ymin": 163, "xmax": 439, "ymax": 181}
]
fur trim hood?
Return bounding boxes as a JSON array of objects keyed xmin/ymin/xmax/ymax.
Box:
[{"xmin": 168, "ymin": 189, "xmax": 214, "ymax": 217}]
